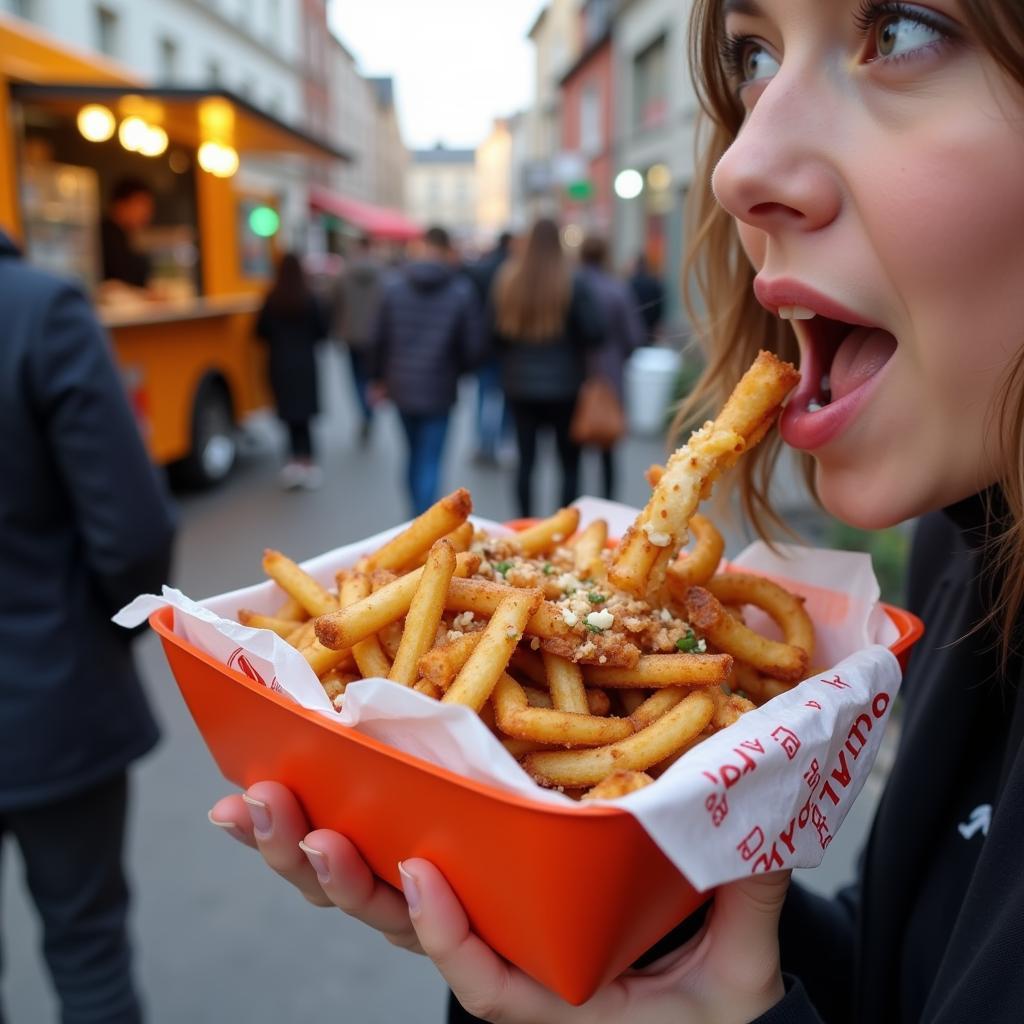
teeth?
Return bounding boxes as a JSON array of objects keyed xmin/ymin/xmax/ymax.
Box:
[
  {"xmin": 778, "ymin": 305, "xmax": 816, "ymax": 320},
  {"xmin": 807, "ymin": 399, "xmax": 823, "ymax": 413},
  {"xmin": 820, "ymin": 374, "xmax": 830, "ymax": 392}
]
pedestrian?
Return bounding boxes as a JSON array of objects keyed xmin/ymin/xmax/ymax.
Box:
[
  {"xmin": 330, "ymin": 235, "xmax": 382, "ymax": 445},
  {"xmin": 577, "ymin": 234, "xmax": 646, "ymax": 501},
  {"xmin": 209, "ymin": 2, "xmax": 1024, "ymax": 1021},
  {"xmin": 488, "ymin": 217, "xmax": 605, "ymax": 518},
  {"xmin": 370, "ymin": 225, "xmax": 482, "ymax": 516},
  {"xmin": 465, "ymin": 230, "xmax": 515, "ymax": 466},
  {"xmin": 0, "ymin": 231, "xmax": 176, "ymax": 1023},
  {"xmin": 628, "ymin": 253, "xmax": 665, "ymax": 342},
  {"xmin": 255, "ymin": 252, "xmax": 329, "ymax": 490}
]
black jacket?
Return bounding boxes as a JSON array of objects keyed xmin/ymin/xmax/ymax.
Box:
[
  {"xmin": 758, "ymin": 493, "xmax": 1024, "ymax": 1023},
  {"xmin": 255, "ymin": 294, "xmax": 328, "ymax": 422},
  {"xmin": 489, "ymin": 274, "xmax": 605, "ymax": 403},
  {"xmin": 0, "ymin": 233, "xmax": 176, "ymax": 811},
  {"xmin": 371, "ymin": 261, "xmax": 482, "ymax": 416}
]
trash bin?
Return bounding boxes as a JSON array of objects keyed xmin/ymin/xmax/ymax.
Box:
[{"xmin": 624, "ymin": 346, "xmax": 683, "ymax": 436}]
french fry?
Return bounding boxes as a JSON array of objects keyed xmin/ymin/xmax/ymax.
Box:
[
  {"xmin": 418, "ymin": 631, "xmax": 484, "ymax": 689},
  {"xmin": 572, "ymin": 519, "xmax": 608, "ymax": 580},
  {"xmin": 378, "ymin": 620, "xmax": 404, "ymax": 661},
  {"xmin": 541, "ymin": 651, "xmax": 589, "ymax": 715},
  {"xmin": 273, "ymin": 595, "xmax": 308, "ymax": 622},
  {"xmin": 238, "ymin": 610, "xmax": 305, "ymax": 638},
  {"xmin": 362, "ymin": 488, "xmax": 472, "ymax": 572},
  {"xmin": 286, "ymin": 618, "xmax": 317, "ymax": 648},
  {"xmin": 583, "ymin": 652, "xmax": 733, "ymax": 688},
  {"xmin": 492, "ymin": 674, "xmax": 633, "ymax": 747},
  {"xmin": 521, "ymin": 684, "xmax": 611, "ymax": 716},
  {"xmin": 413, "ymin": 679, "xmax": 444, "ymax": 699},
  {"xmin": 508, "ymin": 507, "xmax": 580, "ymax": 556},
  {"xmin": 262, "ymin": 549, "xmax": 339, "ymax": 617},
  {"xmin": 389, "ymin": 540, "xmax": 457, "ymax": 686},
  {"xmin": 582, "ymin": 771, "xmax": 654, "ymax": 801},
  {"xmin": 523, "ymin": 689, "xmax": 717, "ymax": 788},
  {"xmin": 443, "ymin": 589, "xmax": 543, "ymax": 712},
  {"xmin": 664, "ymin": 514, "xmax": 725, "ymax": 592},
  {"xmin": 320, "ymin": 669, "xmax": 360, "ymax": 703},
  {"xmin": 445, "ymin": 577, "xmax": 571, "ymax": 639},
  {"xmin": 314, "ymin": 552, "xmax": 480, "ymax": 650},
  {"xmin": 340, "ymin": 573, "xmax": 392, "ymax": 680},
  {"xmin": 408, "ymin": 521, "xmax": 475, "ymax": 568},
  {"xmin": 302, "ymin": 640, "xmax": 356, "ymax": 677},
  {"xmin": 628, "ymin": 687, "xmax": 689, "ymax": 731}
]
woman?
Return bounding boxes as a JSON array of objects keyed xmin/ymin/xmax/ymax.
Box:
[
  {"xmin": 489, "ymin": 218, "xmax": 605, "ymax": 517},
  {"xmin": 256, "ymin": 252, "xmax": 329, "ymax": 490},
  {"xmin": 213, "ymin": 2, "xmax": 1024, "ymax": 1021}
]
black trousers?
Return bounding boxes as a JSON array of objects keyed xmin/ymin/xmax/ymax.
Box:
[
  {"xmin": 284, "ymin": 418, "xmax": 313, "ymax": 460},
  {"xmin": 0, "ymin": 772, "xmax": 143, "ymax": 1024},
  {"xmin": 507, "ymin": 398, "xmax": 581, "ymax": 519}
]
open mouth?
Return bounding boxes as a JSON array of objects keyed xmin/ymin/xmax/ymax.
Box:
[{"xmin": 779, "ymin": 305, "xmax": 897, "ymax": 415}]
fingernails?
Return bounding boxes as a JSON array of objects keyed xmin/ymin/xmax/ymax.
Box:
[
  {"xmin": 398, "ymin": 861, "xmax": 421, "ymax": 917},
  {"xmin": 242, "ymin": 793, "xmax": 272, "ymax": 838},
  {"xmin": 299, "ymin": 840, "xmax": 330, "ymax": 884},
  {"xmin": 207, "ymin": 809, "xmax": 247, "ymax": 843}
]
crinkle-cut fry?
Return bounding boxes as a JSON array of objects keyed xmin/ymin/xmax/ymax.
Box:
[
  {"xmin": 610, "ymin": 351, "xmax": 799, "ymax": 599},
  {"xmin": 388, "ymin": 540, "xmax": 457, "ymax": 687},
  {"xmin": 520, "ymin": 684, "xmax": 611, "ymax": 716},
  {"xmin": 523, "ymin": 689, "xmax": 716, "ymax": 788},
  {"xmin": 582, "ymin": 770, "xmax": 655, "ymax": 801},
  {"xmin": 262, "ymin": 549, "xmax": 339, "ymax": 617},
  {"xmin": 492, "ymin": 674, "xmax": 634, "ymax": 747},
  {"xmin": 417, "ymin": 631, "xmax": 484, "ymax": 689},
  {"xmin": 541, "ymin": 651, "xmax": 589, "ymax": 714},
  {"xmin": 584, "ymin": 651, "xmax": 732, "ymax": 688},
  {"xmin": 445, "ymin": 577, "xmax": 571, "ymax": 640},
  {"xmin": 665, "ymin": 514, "xmax": 725, "ymax": 592},
  {"xmin": 407, "ymin": 521, "xmax": 475, "ymax": 569},
  {"xmin": 314, "ymin": 552, "xmax": 480, "ymax": 650},
  {"xmin": 538, "ymin": 634, "xmax": 642, "ymax": 669},
  {"xmin": 238, "ymin": 610, "xmax": 304, "ymax": 638},
  {"xmin": 706, "ymin": 572, "xmax": 815, "ymax": 661},
  {"xmin": 272, "ymin": 595, "xmax": 307, "ymax": 622},
  {"xmin": 508, "ymin": 507, "xmax": 580, "ymax": 556},
  {"xmin": 628, "ymin": 687, "xmax": 689, "ymax": 731},
  {"xmin": 362, "ymin": 488, "xmax": 472, "ymax": 573},
  {"xmin": 572, "ymin": 519, "xmax": 608, "ymax": 580},
  {"xmin": 443, "ymin": 589, "xmax": 543, "ymax": 712},
  {"xmin": 338, "ymin": 573, "xmax": 392, "ymax": 679},
  {"xmin": 685, "ymin": 577, "xmax": 811, "ymax": 682}
]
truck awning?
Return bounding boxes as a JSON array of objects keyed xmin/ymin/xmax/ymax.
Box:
[{"xmin": 309, "ymin": 184, "xmax": 421, "ymax": 242}]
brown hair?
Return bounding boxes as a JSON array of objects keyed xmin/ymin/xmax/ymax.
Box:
[
  {"xmin": 679, "ymin": 0, "xmax": 1024, "ymax": 657},
  {"xmin": 494, "ymin": 218, "xmax": 571, "ymax": 341}
]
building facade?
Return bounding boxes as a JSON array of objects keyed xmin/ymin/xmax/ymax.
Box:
[
  {"xmin": 367, "ymin": 77, "xmax": 408, "ymax": 213},
  {"xmin": 475, "ymin": 118, "xmax": 512, "ymax": 246},
  {"xmin": 407, "ymin": 144, "xmax": 477, "ymax": 244}
]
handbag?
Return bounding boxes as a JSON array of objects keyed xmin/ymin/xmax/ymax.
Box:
[{"xmin": 570, "ymin": 376, "xmax": 626, "ymax": 448}]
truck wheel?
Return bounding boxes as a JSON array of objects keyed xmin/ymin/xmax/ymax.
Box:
[{"xmin": 171, "ymin": 378, "xmax": 237, "ymax": 489}]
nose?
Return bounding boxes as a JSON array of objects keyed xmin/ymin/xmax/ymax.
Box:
[{"xmin": 712, "ymin": 74, "xmax": 842, "ymax": 236}]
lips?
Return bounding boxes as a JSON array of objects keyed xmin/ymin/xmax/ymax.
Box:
[{"xmin": 754, "ymin": 278, "xmax": 897, "ymax": 450}]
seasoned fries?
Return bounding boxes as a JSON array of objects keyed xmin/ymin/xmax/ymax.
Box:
[{"xmin": 228, "ymin": 352, "xmax": 820, "ymax": 798}]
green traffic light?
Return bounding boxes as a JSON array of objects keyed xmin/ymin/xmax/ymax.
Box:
[{"xmin": 248, "ymin": 205, "xmax": 280, "ymax": 238}]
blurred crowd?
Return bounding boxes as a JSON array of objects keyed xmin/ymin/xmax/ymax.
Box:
[{"xmin": 258, "ymin": 220, "xmax": 667, "ymax": 518}]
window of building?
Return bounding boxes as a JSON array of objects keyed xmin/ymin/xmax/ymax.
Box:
[
  {"xmin": 580, "ymin": 83, "xmax": 602, "ymax": 156},
  {"xmin": 94, "ymin": 5, "xmax": 119, "ymax": 59},
  {"xmin": 159, "ymin": 36, "xmax": 178, "ymax": 83},
  {"xmin": 583, "ymin": 0, "xmax": 612, "ymax": 46},
  {"xmin": 633, "ymin": 34, "xmax": 668, "ymax": 131}
]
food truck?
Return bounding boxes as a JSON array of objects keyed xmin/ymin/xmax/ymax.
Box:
[{"xmin": 0, "ymin": 15, "xmax": 346, "ymax": 485}]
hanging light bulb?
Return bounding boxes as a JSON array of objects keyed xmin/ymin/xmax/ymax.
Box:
[
  {"xmin": 77, "ymin": 104, "xmax": 116, "ymax": 143},
  {"xmin": 118, "ymin": 115, "xmax": 149, "ymax": 152}
]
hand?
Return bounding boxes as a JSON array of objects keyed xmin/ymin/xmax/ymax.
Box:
[{"xmin": 210, "ymin": 783, "xmax": 789, "ymax": 1023}]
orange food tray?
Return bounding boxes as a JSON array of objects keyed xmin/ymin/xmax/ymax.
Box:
[{"xmin": 151, "ymin": 598, "xmax": 922, "ymax": 1005}]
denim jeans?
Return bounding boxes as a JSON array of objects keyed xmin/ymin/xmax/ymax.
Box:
[{"xmin": 398, "ymin": 410, "xmax": 450, "ymax": 515}]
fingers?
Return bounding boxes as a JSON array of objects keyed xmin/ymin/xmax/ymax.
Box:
[
  {"xmin": 208, "ymin": 794, "xmax": 258, "ymax": 848},
  {"xmin": 399, "ymin": 859, "xmax": 567, "ymax": 1024}
]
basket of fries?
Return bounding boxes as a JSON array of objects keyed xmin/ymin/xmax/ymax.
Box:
[{"xmin": 118, "ymin": 352, "xmax": 923, "ymax": 1004}]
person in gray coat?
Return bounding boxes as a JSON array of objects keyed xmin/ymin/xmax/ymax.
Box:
[
  {"xmin": 0, "ymin": 231, "xmax": 176, "ymax": 1022},
  {"xmin": 370, "ymin": 226, "xmax": 483, "ymax": 515},
  {"xmin": 579, "ymin": 235, "xmax": 646, "ymax": 500}
]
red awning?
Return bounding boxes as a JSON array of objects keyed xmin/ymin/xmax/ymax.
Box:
[{"xmin": 309, "ymin": 184, "xmax": 421, "ymax": 242}]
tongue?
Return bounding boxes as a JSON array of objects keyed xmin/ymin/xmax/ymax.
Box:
[{"xmin": 829, "ymin": 327, "xmax": 897, "ymax": 403}]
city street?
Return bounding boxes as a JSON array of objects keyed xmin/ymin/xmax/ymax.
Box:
[{"xmin": 3, "ymin": 348, "xmax": 881, "ymax": 1023}]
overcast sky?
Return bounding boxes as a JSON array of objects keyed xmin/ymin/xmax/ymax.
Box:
[{"xmin": 328, "ymin": 0, "xmax": 547, "ymax": 151}]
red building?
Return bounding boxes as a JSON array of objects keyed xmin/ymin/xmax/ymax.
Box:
[{"xmin": 559, "ymin": 0, "xmax": 616, "ymax": 235}]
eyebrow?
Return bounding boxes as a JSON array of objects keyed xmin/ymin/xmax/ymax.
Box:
[{"xmin": 722, "ymin": 0, "xmax": 763, "ymax": 15}]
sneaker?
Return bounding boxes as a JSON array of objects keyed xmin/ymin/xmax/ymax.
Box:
[
  {"xmin": 279, "ymin": 461, "xmax": 306, "ymax": 490},
  {"xmin": 300, "ymin": 464, "xmax": 324, "ymax": 490}
]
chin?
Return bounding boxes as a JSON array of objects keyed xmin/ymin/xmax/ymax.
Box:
[{"xmin": 815, "ymin": 468, "xmax": 914, "ymax": 532}]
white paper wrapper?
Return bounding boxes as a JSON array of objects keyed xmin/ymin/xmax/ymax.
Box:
[{"xmin": 116, "ymin": 497, "xmax": 903, "ymax": 890}]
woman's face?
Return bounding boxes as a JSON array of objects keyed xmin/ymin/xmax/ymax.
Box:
[{"xmin": 712, "ymin": 0, "xmax": 1024, "ymax": 528}]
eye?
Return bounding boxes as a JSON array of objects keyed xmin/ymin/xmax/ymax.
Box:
[
  {"xmin": 873, "ymin": 13, "xmax": 941, "ymax": 58},
  {"xmin": 856, "ymin": 2, "xmax": 957, "ymax": 65},
  {"xmin": 722, "ymin": 36, "xmax": 781, "ymax": 88}
]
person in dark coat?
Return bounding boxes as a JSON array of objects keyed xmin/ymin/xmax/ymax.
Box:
[
  {"xmin": 370, "ymin": 226, "xmax": 483, "ymax": 515},
  {"xmin": 488, "ymin": 217, "xmax": 605, "ymax": 518},
  {"xmin": 256, "ymin": 252, "xmax": 329, "ymax": 490},
  {"xmin": 0, "ymin": 231, "xmax": 176, "ymax": 1023},
  {"xmin": 628, "ymin": 253, "xmax": 665, "ymax": 342},
  {"xmin": 578, "ymin": 235, "xmax": 645, "ymax": 501}
]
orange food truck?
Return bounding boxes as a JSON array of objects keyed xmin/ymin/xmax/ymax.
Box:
[{"xmin": 0, "ymin": 16, "xmax": 346, "ymax": 485}]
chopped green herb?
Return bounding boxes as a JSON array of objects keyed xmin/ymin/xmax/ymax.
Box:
[
  {"xmin": 587, "ymin": 592, "xmax": 607, "ymax": 604},
  {"xmin": 494, "ymin": 561, "xmax": 513, "ymax": 576},
  {"xmin": 676, "ymin": 629, "xmax": 700, "ymax": 653},
  {"xmin": 585, "ymin": 622, "xmax": 604, "ymax": 633},
  {"xmin": 542, "ymin": 563, "xmax": 555, "ymax": 575}
]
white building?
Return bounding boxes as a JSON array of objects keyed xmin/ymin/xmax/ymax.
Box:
[
  {"xmin": 326, "ymin": 33, "xmax": 376, "ymax": 206},
  {"xmin": 407, "ymin": 144, "xmax": 477, "ymax": 245}
]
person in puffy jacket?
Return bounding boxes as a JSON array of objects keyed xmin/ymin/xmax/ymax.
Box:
[
  {"xmin": 488, "ymin": 218, "xmax": 605, "ymax": 518},
  {"xmin": 370, "ymin": 226, "xmax": 483, "ymax": 515}
]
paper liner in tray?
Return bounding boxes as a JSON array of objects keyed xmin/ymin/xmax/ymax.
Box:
[{"xmin": 117, "ymin": 497, "xmax": 904, "ymax": 891}]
